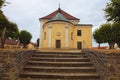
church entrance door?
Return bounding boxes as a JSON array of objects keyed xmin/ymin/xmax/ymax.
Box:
[
  {"xmin": 56, "ymin": 40, "xmax": 61, "ymax": 48},
  {"xmin": 77, "ymin": 42, "xmax": 82, "ymax": 49}
]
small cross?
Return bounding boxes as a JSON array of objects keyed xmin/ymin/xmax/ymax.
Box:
[{"xmin": 59, "ymin": 3, "xmax": 61, "ymax": 8}]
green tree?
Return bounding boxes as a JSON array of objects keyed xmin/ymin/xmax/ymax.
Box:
[
  {"xmin": 0, "ymin": 0, "xmax": 5, "ymax": 9},
  {"xmin": 104, "ymin": 0, "xmax": 120, "ymax": 22},
  {"xmin": 93, "ymin": 29, "xmax": 104, "ymax": 48},
  {"xmin": 0, "ymin": 12, "xmax": 9, "ymax": 48},
  {"xmin": 19, "ymin": 30, "xmax": 32, "ymax": 48},
  {"xmin": 99, "ymin": 23, "xmax": 117, "ymax": 49},
  {"xmin": 5, "ymin": 22, "xmax": 19, "ymax": 39},
  {"xmin": 0, "ymin": 18, "xmax": 19, "ymax": 48},
  {"xmin": 0, "ymin": 0, "xmax": 18, "ymax": 48},
  {"xmin": 97, "ymin": 22, "xmax": 120, "ymax": 49},
  {"xmin": 114, "ymin": 22, "xmax": 120, "ymax": 47},
  {"xmin": 36, "ymin": 38, "xmax": 39, "ymax": 47},
  {"xmin": 117, "ymin": 41, "xmax": 120, "ymax": 48}
]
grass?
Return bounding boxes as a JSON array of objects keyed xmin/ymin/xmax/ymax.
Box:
[{"xmin": 92, "ymin": 49, "xmax": 120, "ymax": 54}]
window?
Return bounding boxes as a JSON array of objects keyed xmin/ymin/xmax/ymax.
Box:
[
  {"xmin": 77, "ymin": 30, "xmax": 81, "ymax": 36},
  {"xmin": 44, "ymin": 32, "xmax": 46, "ymax": 40},
  {"xmin": 71, "ymin": 32, "xmax": 73, "ymax": 40}
]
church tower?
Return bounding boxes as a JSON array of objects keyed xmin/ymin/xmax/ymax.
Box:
[{"xmin": 39, "ymin": 8, "xmax": 92, "ymax": 49}]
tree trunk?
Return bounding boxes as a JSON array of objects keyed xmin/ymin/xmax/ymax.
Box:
[
  {"xmin": 23, "ymin": 44, "xmax": 27, "ymax": 48},
  {"xmin": 108, "ymin": 42, "xmax": 115, "ymax": 49},
  {"xmin": 98, "ymin": 43, "xmax": 101, "ymax": 49},
  {"xmin": 0, "ymin": 27, "xmax": 6, "ymax": 48}
]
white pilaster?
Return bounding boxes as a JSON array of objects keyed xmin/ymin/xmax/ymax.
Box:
[
  {"xmin": 48, "ymin": 26, "xmax": 52, "ymax": 48},
  {"xmin": 39, "ymin": 23, "xmax": 43, "ymax": 48},
  {"xmin": 65, "ymin": 25, "xmax": 69, "ymax": 48}
]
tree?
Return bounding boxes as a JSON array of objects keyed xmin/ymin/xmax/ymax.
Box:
[
  {"xmin": 114, "ymin": 22, "xmax": 120, "ymax": 47},
  {"xmin": 117, "ymin": 41, "xmax": 120, "ymax": 48},
  {"xmin": 36, "ymin": 38, "xmax": 39, "ymax": 47},
  {"xmin": 93, "ymin": 29, "xmax": 104, "ymax": 48},
  {"xmin": 5, "ymin": 22, "xmax": 19, "ymax": 39},
  {"xmin": 19, "ymin": 30, "xmax": 32, "ymax": 48},
  {"xmin": 0, "ymin": 0, "xmax": 5, "ymax": 9},
  {"xmin": 95, "ymin": 22, "xmax": 120, "ymax": 49},
  {"xmin": 0, "ymin": 0, "xmax": 18, "ymax": 48},
  {"xmin": 0, "ymin": 18, "xmax": 19, "ymax": 48},
  {"xmin": 104, "ymin": 0, "xmax": 120, "ymax": 22},
  {"xmin": 0, "ymin": 12, "xmax": 9, "ymax": 48},
  {"xmin": 99, "ymin": 23, "xmax": 115, "ymax": 49}
]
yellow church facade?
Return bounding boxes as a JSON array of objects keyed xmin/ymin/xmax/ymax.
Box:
[{"xmin": 39, "ymin": 8, "xmax": 92, "ymax": 49}]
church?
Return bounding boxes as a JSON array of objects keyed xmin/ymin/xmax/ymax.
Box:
[{"xmin": 39, "ymin": 8, "xmax": 92, "ymax": 49}]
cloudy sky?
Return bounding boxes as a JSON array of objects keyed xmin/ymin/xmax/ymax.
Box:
[{"xmin": 2, "ymin": 0, "xmax": 109, "ymax": 46}]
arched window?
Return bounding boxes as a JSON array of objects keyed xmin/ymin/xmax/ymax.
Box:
[
  {"xmin": 44, "ymin": 32, "xmax": 46, "ymax": 40},
  {"xmin": 71, "ymin": 32, "xmax": 73, "ymax": 40}
]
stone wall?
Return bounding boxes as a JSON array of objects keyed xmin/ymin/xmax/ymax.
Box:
[
  {"xmin": 0, "ymin": 50, "xmax": 33, "ymax": 80},
  {"xmin": 83, "ymin": 49, "xmax": 120, "ymax": 80}
]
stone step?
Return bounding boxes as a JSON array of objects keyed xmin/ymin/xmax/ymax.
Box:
[
  {"xmin": 30, "ymin": 57, "xmax": 90, "ymax": 62},
  {"xmin": 19, "ymin": 78, "xmax": 100, "ymax": 80},
  {"xmin": 20, "ymin": 72, "xmax": 100, "ymax": 79},
  {"xmin": 32, "ymin": 54, "xmax": 87, "ymax": 58},
  {"xmin": 27, "ymin": 61, "xmax": 94, "ymax": 67},
  {"xmin": 35, "ymin": 52, "xmax": 85, "ymax": 55},
  {"xmin": 19, "ymin": 51, "xmax": 100, "ymax": 80},
  {"xmin": 23, "ymin": 66, "xmax": 96, "ymax": 73}
]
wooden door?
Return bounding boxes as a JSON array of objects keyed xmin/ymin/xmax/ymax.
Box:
[
  {"xmin": 77, "ymin": 42, "xmax": 82, "ymax": 49},
  {"xmin": 56, "ymin": 40, "xmax": 61, "ymax": 48}
]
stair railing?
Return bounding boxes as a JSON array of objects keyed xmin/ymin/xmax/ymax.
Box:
[
  {"xmin": 83, "ymin": 48, "xmax": 106, "ymax": 79},
  {"xmin": 88, "ymin": 49, "xmax": 106, "ymax": 66}
]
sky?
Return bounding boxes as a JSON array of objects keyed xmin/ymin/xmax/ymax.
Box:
[{"xmin": 2, "ymin": 0, "xmax": 110, "ymax": 47}]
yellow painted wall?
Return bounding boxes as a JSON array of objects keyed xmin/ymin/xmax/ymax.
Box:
[
  {"xmin": 73, "ymin": 26, "xmax": 92, "ymax": 49},
  {"xmin": 40, "ymin": 19, "xmax": 92, "ymax": 49},
  {"xmin": 42, "ymin": 24, "xmax": 48, "ymax": 48},
  {"xmin": 69, "ymin": 20, "xmax": 79, "ymax": 24},
  {"xmin": 51, "ymin": 22, "xmax": 66, "ymax": 48},
  {"xmin": 42, "ymin": 21, "xmax": 74, "ymax": 48},
  {"xmin": 40, "ymin": 19, "xmax": 79, "ymax": 26}
]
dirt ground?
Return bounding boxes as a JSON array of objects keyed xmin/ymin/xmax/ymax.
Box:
[{"xmin": 92, "ymin": 48, "xmax": 120, "ymax": 54}]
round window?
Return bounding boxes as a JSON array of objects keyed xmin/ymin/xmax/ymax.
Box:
[{"xmin": 56, "ymin": 32, "xmax": 61, "ymax": 36}]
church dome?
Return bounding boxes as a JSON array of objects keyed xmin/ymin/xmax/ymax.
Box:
[{"xmin": 51, "ymin": 12, "xmax": 68, "ymax": 21}]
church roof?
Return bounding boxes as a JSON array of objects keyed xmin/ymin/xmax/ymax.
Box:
[
  {"xmin": 51, "ymin": 9, "xmax": 68, "ymax": 21},
  {"xmin": 75, "ymin": 24, "xmax": 93, "ymax": 26},
  {"xmin": 40, "ymin": 8, "xmax": 79, "ymax": 20}
]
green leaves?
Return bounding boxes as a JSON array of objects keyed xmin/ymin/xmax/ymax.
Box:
[
  {"xmin": 19, "ymin": 30, "xmax": 32, "ymax": 48},
  {"xmin": 99, "ymin": 23, "xmax": 112, "ymax": 43},
  {"xmin": 6, "ymin": 22, "xmax": 19, "ymax": 39},
  {"xmin": 0, "ymin": 13, "xmax": 19, "ymax": 48},
  {"xmin": 0, "ymin": 0, "xmax": 5, "ymax": 9},
  {"xmin": 93, "ymin": 29, "xmax": 103, "ymax": 44},
  {"xmin": 103, "ymin": 0, "xmax": 120, "ymax": 48},
  {"xmin": 0, "ymin": 12, "xmax": 9, "ymax": 27},
  {"xmin": 93, "ymin": 22, "xmax": 120, "ymax": 49},
  {"xmin": 104, "ymin": 0, "xmax": 120, "ymax": 22},
  {"xmin": 0, "ymin": 21, "xmax": 19, "ymax": 39},
  {"xmin": 113, "ymin": 22, "xmax": 120, "ymax": 47}
]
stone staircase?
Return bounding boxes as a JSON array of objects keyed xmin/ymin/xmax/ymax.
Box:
[{"xmin": 19, "ymin": 51, "xmax": 100, "ymax": 80}]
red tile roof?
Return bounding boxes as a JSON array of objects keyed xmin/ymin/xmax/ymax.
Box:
[
  {"xmin": 0, "ymin": 38, "xmax": 36, "ymax": 46},
  {"xmin": 0, "ymin": 38, "xmax": 18, "ymax": 45},
  {"xmin": 40, "ymin": 8, "xmax": 79, "ymax": 20}
]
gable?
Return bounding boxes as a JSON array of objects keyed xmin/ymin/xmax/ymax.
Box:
[{"xmin": 40, "ymin": 8, "xmax": 79, "ymax": 20}]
